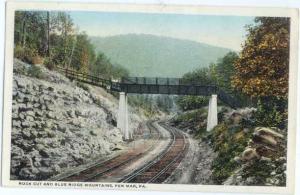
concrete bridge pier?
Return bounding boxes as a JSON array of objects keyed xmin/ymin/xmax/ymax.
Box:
[
  {"xmin": 117, "ymin": 92, "xmax": 131, "ymax": 140},
  {"xmin": 206, "ymin": 94, "xmax": 218, "ymax": 131}
]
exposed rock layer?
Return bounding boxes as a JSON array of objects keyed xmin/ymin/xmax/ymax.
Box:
[
  {"xmin": 224, "ymin": 127, "xmax": 286, "ymax": 186},
  {"xmin": 11, "ymin": 59, "xmax": 144, "ymax": 180}
]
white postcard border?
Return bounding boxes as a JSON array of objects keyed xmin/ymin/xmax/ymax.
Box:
[{"xmin": 1, "ymin": 1, "xmax": 299, "ymax": 194}]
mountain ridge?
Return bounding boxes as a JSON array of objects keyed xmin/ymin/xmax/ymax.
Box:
[{"xmin": 90, "ymin": 34, "xmax": 232, "ymax": 77}]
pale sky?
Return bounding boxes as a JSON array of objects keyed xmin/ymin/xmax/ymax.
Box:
[{"xmin": 69, "ymin": 11, "xmax": 255, "ymax": 51}]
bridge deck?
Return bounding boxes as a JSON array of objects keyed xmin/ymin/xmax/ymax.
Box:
[
  {"xmin": 58, "ymin": 67, "xmax": 240, "ymax": 108},
  {"xmin": 115, "ymin": 83, "xmax": 217, "ymax": 96}
]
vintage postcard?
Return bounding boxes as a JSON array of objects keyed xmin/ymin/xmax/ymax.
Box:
[{"xmin": 1, "ymin": 1, "xmax": 298, "ymax": 194}]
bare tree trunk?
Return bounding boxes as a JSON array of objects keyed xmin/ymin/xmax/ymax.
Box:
[
  {"xmin": 63, "ymin": 16, "xmax": 68, "ymax": 67},
  {"xmin": 21, "ymin": 19, "xmax": 26, "ymax": 47},
  {"xmin": 47, "ymin": 11, "xmax": 50, "ymax": 57},
  {"xmin": 68, "ymin": 36, "xmax": 76, "ymax": 69}
]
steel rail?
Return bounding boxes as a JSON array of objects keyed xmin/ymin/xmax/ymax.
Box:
[
  {"xmin": 147, "ymin": 124, "xmax": 188, "ymax": 183},
  {"xmin": 82, "ymin": 121, "xmax": 162, "ymax": 182},
  {"xmin": 58, "ymin": 121, "xmax": 161, "ymax": 182},
  {"xmin": 119, "ymin": 122, "xmax": 188, "ymax": 183},
  {"xmin": 119, "ymin": 123, "xmax": 177, "ymax": 183}
]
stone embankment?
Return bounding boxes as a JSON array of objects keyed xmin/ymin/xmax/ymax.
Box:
[
  {"xmin": 224, "ymin": 126, "xmax": 286, "ymax": 186},
  {"xmin": 170, "ymin": 105, "xmax": 287, "ymax": 186},
  {"xmin": 215, "ymin": 107, "xmax": 286, "ymax": 186},
  {"xmin": 11, "ymin": 59, "xmax": 145, "ymax": 180}
]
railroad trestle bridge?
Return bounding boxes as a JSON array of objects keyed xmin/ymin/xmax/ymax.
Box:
[{"xmin": 58, "ymin": 67, "xmax": 240, "ymax": 140}]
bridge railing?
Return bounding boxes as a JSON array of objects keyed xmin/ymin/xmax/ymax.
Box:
[
  {"xmin": 122, "ymin": 76, "xmax": 213, "ymax": 86},
  {"xmin": 122, "ymin": 77, "xmax": 182, "ymax": 85},
  {"xmin": 57, "ymin": 67, "xmax": 240, "ymax": 108},
  {"xmin": 57, "ymin": 66, "xmax": 113, "ymax": 89}
]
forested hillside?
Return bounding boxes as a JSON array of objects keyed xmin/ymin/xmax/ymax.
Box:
[
  {"xmin": 90, "ymin": 34, "xmax": 232, "ymax": 77},
  {"xmin": 14, "ymin": 11, "xmax": 128, "ymax": 80}
]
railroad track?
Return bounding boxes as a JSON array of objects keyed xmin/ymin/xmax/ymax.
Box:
[
  {"xmin": 59, "ymin": 121, "xmax": 160, "ymax": 182},
  {"xmin": 120, "ymin": 122, "xmax": 189, "ymax": 183},
  {"xmin": 58, "ymin": 121, "xmax": 189, "ymax": 183}
]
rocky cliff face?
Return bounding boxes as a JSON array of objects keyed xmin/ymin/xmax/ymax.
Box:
[{"xmin": 10, "ymin": 59, "xmax": 144, "ymax": 180}]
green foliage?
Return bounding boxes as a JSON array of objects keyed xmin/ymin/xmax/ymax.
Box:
[
  {"xmin": 176, "ymin": 96, "xmax": 208, "ymax": 111},
  {"xmin": 241, "ymin": 159, "xmax": 273, "ymax": 185},
  {"xmin": 239, "ymin": 158, "xmax": 286, "ymax": 186},
  {"xmin": 14, "ymin": 11, "xmax": 48, "ymax": 56},
  {"xmin": 255, "ymin": 98, "xmax": 287, "ymax": 129},
  {"xmin": 174, "ymin": 109, "xmax": 206, "ymax": 123},
  {"xmin": 111, "ymin": 64, "xmax": 129, "ymax": 79},
  {"xmin": 128, "ymin": 94, "xmax": 174, "ymax": 117},
  {"xmin": 72, "ymin": 33, "xmax": 95, "ymax": 73},
  {"xmin": 14, "ymin": 45, "xmax": 26, "ymax": 60},
  {"xmin": 27, "ymin": 65, "xmax": 44, "ymax": 79},
  {"xmin": 177, "ymin": 51, "xmax": 251, "ymax": 111},
  {"xmin": 207, "ymin": 123, "xmax": 253, "ymax": 184},
  {"xmin": 172, "ymin": 108, "xmax": 208, "ymax": 136},
  {"xmin": 14, "ymin": 11, "xmax": 76, "ymax": 67},
  {"xmin": 14, "ymin": 45, "xmax": 38, "ymax": 64},
  {"xmin": 214, "ymin": 52, "xmax": 238, "ymax": 91},
  {"xmin": 14, "ymin": 11, "xmax": 129, "ymax": 81},
  {"xmin": 181, "ymin": 67, "xmax": 214, "ymax": 85},
  {"xmin": 176, "ymin": 67, "xmax": 213, "ymax": 111},
  {"xmin": 89, "ymin": 53, "xmax": 129, "ymax": 80},
  {"xmin": 128, "ymin": 95, "xmax": 158, "ymax": 117},
  {"xmin": 156, "ymin": 95, "xmax": 174, "ymax": 113},
  {"xmin": 76, "ymin": 82, "xmax": 89, "ymax": 92},
  {"xmin": 43, "ymin": 57, "xmax": 55, "ymax": 70},
  {"xmin": 214, "ymin": 52, "xmax": 252, "ymax": 107}
]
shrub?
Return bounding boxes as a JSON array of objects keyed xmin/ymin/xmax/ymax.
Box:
[
  {"xmin": 31, "ymin": 55, "xmax": 44, "ymax": 65},
  {"xmin": 14, "ymin": 45, "xmax": 38, "ymax": 64},
  {"xmin": 241, "ymin": 159, "xmax": 273, "ymax": 185},
  {"xmin": 44, "ymin": 57, "xmax": 56, "ymax": 70},
  {"xmin": 14, "ymin": 45, "xmax": 26, "ymax": 60},
  {"xmin": 27, "ymin": 65, "xmax": 45, "ymax": 79},
  {"xmin": 76, "ymin": 82, "xmax": 89, "ymax": 92},
  {"xmin": 255, "ymin": 98, "xmax": 287, "ymax": 129},
  {"xmin": 176, "ymin": 96, "xmax": 209, "ymax": 111},
  {"xmin": 172, "ymin": 108, "xmax": 208, "ymax": 137},
  {"xmin": 208, "ymin": 123, "xmax": 253, "ymax": 184}
]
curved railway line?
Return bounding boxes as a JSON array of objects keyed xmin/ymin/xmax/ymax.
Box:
[
  {"xmin": 120, "ymin": 122, "xmax": 189, "ymax": 183},
  {"xmin": 58, "ymin": 121, "xmax": 189, "ymax": 183}
]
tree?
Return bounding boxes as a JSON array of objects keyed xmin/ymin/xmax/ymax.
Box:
[
  {"xmin": 13, "ymin": 11, "xmax": 129, "ymax": 80},
  {"xmin": 90, "ymin": 53, "xmax": 129, "ymax": 79},
  {"xmin": 111, "ymin": 63, "xmax": 129, "ymax": 79},
  {"xmin": 181, "ymin": 67, "xmax": 214, "ymax": 85},
  {"xmin": 14, "ymin": 11, "xmax": 77, "ymax": 66},
  {"xmin": 232, "ymin": 17, "xmax": 290, "ymax": 99},
  {"xmin": 232, "ymin": 17, "xmax": 290, "ymax": 128},
  {"xmin": 215, "ymin": 52, "xmax": 238, "ymax": 92},
  {"xmin": 91, "ymin": 53, "xmax": 112, "ymax": 78},
  {"xmin": 71, "ymin": 33, "xmax": 95, "ymax": 72},
  {"xmin": 14, "ymin": 11, "xmax": 40, "ymax": 49},
  {"xmin": 176, "ymin": 68, "xmax": 213, "ymax": 111}
]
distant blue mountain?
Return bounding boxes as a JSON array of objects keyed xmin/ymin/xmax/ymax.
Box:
[{"xmin": 90, "ymin": 34, "xmax": 232, "ymax": 77}]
